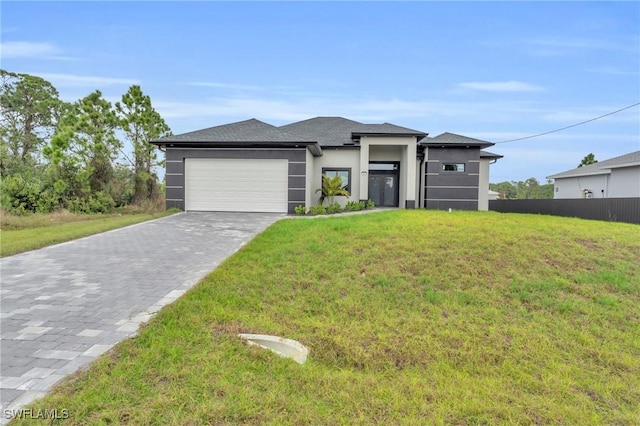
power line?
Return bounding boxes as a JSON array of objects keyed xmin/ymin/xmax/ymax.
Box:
[{"xmin": 495, "ymin": 102, "xmax": 640, "ymax": 144}]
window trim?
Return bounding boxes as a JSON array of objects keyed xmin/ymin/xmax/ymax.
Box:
[
  {"xmin": 322, "ymin": 167, "xmax": 352, "ymax": 192},
  {"xmin": 442, "ymin": 163, "xmax": 466, "ymax": 173}
]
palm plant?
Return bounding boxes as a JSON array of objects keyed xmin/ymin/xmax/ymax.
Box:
[{"xmin": 316, "ymin": 174, "xmax": 350, "ymax": 205}]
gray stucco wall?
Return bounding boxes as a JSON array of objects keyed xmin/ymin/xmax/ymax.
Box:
[
  {"xmin": 553, "ymin": 174, "xmax": 608, "ymax": 199},
  {"xmin": 164, "ymin": 147, "xmax": 307, "ymax": 214},
  {"xmin": 553, "ymin": 166, "xmax": 640, "ymax": 199},
  {"xmin": 609, "ymin": 166, "xmax": 640, "ymax": 197},
  {"xmin": 424, "ymin": 147, "xmax": 481, "ymax": 210}
]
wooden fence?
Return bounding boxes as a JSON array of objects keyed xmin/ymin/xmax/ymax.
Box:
[{"xmin": 489, "ymin": 198, "xmax": 640, "ymax": 225}]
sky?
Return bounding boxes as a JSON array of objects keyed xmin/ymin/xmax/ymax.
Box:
[{"xmin": 2, "ymin": 1, "xmax": 639, "ymax": 183}]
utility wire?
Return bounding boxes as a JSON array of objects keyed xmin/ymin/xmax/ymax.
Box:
[{"xmin": 495, "ymin": 102, "xmax": 640, "ymax": 144}]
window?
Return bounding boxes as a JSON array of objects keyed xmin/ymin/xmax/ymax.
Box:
[
  {"xmin": 369, "ymin": 162, "xmax": 398, "ymax": 171},
  {"xmin": 322, "ymin": 168, "xmax": 351, "ymax": 192},
  {"xmin": 442, "ymin": 163, "xmax": 465, "ymax": 172}
]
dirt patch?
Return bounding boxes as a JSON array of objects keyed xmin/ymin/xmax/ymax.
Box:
[
  {"xmin": 211, "ymin": 321, "xmax": 246, "ymax": 337},
  {"xmin": 575, "ymin": 238, "xmax": 601, "ymax": 250}
]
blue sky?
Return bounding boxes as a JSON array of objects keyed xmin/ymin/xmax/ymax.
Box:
[{"xmin": 2, "ymin": 1, "xmax": 639, "ymax": 183}]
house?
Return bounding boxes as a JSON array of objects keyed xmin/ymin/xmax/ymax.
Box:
[
  {"xmin": 547, "ymin": 150, "xmax": 640, "ymax": 199},
  {"xmin": 151, "ymin": 117, "xmax": 502, "ymax": 214}
]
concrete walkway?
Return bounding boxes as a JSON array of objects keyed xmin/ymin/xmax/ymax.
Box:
[{"xmin": 0, "ymin": 212, "xmax": 282, "ymax": 420}]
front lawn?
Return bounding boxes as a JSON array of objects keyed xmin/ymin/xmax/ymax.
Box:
[
  {"xmin": 0, "ymin": 209, "xmax": 178, "ymax": 257},
  {"xmin": 15, "ymin": 211, "xmax": 640, "ymax": 424}
]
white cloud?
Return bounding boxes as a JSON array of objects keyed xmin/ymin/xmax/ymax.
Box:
[
  {"xmin": 183, "ymin": 81, "xmax": 336, "ymax": 98},
  {"xmin": 34, "ymin": 73, "xmax": 139, "ymax": 88},
  {"xmin": 185, "ymin": 82, "xmax": 265, "ymax": 91},
  {"xmin": 587, "ymin": 66, "xmax": 639, "ymax": 76},
  {"xmin": 524, "ymin": 36, "xmax": 640, "ymax": 56},
  {"xmin": 1, "ymin": 41, "xmax": 60, "ymax": 58},
  {"xmin": 456, "ymin": 80, "xmax": 544, "ymax": 93},
  {"xmin": 154, "ymin": 96, "xmax": 477, "ymax": 126},
  {"xmin": 0, "ymin": 41, "xmax": 79, "ymax": 61}
]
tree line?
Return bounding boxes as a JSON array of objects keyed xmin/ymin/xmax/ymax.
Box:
[
  {"xmin": 0, "ymin": 69, "xmax": 171, "ymax": 214},
  {"xmin": 490, "ymin": 154, "xmax": 598, "ymax": 199},
  {"xmin": 490, "ymin": 178, "xmax": 554, "ymax": 199}
]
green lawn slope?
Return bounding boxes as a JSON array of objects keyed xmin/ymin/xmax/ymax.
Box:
[{"xmin": 16, "ymin": 210, "xmax": 640, "ymax": 425}]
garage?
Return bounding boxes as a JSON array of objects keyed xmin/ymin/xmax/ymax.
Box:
[{"xmin": 185, "ymin": 158, "xmax": 289, "ymax": 212}]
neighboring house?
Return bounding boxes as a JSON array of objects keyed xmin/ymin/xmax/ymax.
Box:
[
  {"xmin": 488, "ymin": 189, "xmax": 501, "ymax": 200},
  {"xmin": 151, "ymin": 117, "xmax": 502, "ymax": 214},
  {"xmin": 547, "ymin": 150, "xmax": 640, "ymax": 199}
]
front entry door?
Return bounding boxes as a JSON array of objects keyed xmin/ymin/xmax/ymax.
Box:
[{"xmin": 368, "ymin": 162, "xmax": 400, "ymax": 207}]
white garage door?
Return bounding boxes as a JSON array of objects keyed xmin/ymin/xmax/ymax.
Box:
[{"xmin": 185, "ymin": 158, "xmax": 288, "ymax": 212}]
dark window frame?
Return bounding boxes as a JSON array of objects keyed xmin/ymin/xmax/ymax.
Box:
[
  {"xmin": 442, "ymin": 163, "xmax": 466, "ymax": 172},
  {"xmin": 322, "ymin": 167, "xmax": 352, "ymax": 192}
]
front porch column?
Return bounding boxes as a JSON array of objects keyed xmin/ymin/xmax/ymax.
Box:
[
  {"xmin": 359, "ymin": 141, "xmax": 370, "ymax": 202},
  {"xmin": 405, "ymin": 139, "xmax": 417, "ymax": 208}
]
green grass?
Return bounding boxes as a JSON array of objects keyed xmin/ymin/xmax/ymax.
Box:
[
  {"xmin": 0, "ymin": 209, "xmax": 178, "ymax": 257},
  {"xmin": 14, "ymin": 211, "xmax": 640, "ymax": 424}
]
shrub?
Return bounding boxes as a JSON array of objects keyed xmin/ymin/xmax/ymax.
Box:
[
  {"xmin": 345, "ymin": 201, "xmax": 365, "ymax": 211},
  {"xmin": 309, "ymin": 205, "xmax": 327, "ymax": 215},
  {"xmin": 366, "ymin": 199, "xmax": 375, "ymax": 209},
  {"xmin": 326, "ymin": 202, "xmax": 342, "ymax": 214},
  {"xmin": 0, "ymin": 173, "xmax": 44, "ymax": 214},
  {"xmin": 294, "ymin": 205, "xmax": 306, "ymax": 215}
]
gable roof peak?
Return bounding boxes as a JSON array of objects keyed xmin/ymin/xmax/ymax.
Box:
[{"xmin": 423, "ymin": 132, "xmax": 495, "ymax": 148}]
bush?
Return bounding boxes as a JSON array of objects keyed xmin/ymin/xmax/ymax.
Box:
[
  {"xmin": 294, "ymin": 205, "xmax": 306, "ymax": 215},
  {"xmin": 345, "ymin": 201, "xmax": 365, "ymax": 211},
  {"xmin": 367, "ymin": 199, "xmax": 375, "ymax": 209},
  {"xmin": 326, "ymin": 202, "xmax": 342, "ymax": 214},
  {"xmin": 63, "ymin": 191, "xmax": 116, "ymax": 214},
  {"xmin": 0, "ymin": 173, "xmax": 44, "ymax": 214},
  {"xmin": 309, "ymin": 205, "xmax": 327, "ymax": 215}
]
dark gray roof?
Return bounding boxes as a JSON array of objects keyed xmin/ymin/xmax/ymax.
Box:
[
  {"xmin": 422, "ymin": 132, "xmax": 495, "ymax": 148},
  {"xmin": 548, "ymin": 150, "xmax": 640, "ymax": 179},
  {"xmin": 480, "ymin": 150, "xmax": 504, "ymax": 159},
  {"xmin": 352, "ymin": 122, "xmax": 427, "ymax": 137},
  {"xmin": 151, "ymin": 117, "xmax": 500, "ymax": 160},
  {"xmin": 280, "ymin": 116, "xmax": 427, "ymax": 147},
  {"xmin": 153, "ymin": 118, "xmax": 314, "ymax": 143}
]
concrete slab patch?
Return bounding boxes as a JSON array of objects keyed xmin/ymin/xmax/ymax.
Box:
[
  {"xmin": 32, "ymin": 350, "xmax": 82, "ymax": 361},
  {"xmin": 17, "ymin": 326, "xmax": 52, "ymax": 334},
  {"xmin": 76, "ymin": 329, "xmax": 103, "ymax": 337},
  {"xmin": 21, "ymin": 368, "xmax": 57, "ymax": 379},
  {"xmin": 20, "ymin": 320, "xmax": 46, "ymax": 327},
  {"xmin": 82, "ymin": 344, "xmax": 114, "ymax": 357},
  {"xmin": 116, "ymin": 322, "xmax": 139, "ymax": 332},
  {"xmin": 30, "ymin": 374, "xmax": 66, "ymax": 391},
  {"xmin": 0, "ymin": 377, "xmax": 32, "ymax": 388}
]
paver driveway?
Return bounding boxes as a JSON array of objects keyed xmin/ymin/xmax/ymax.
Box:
[{"xmin": 0, "ymin": 212, "xmax": 282, "ymax": 419}]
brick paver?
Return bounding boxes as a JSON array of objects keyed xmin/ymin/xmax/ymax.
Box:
[{"xmin": 0, "ymin": 212, "xmax": 281, "ymax": 421}]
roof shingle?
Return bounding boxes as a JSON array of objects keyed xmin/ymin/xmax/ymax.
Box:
[
  {"xmin": 422, "ymin": 132, "xmax": 495, "ymax": 148},
  {"xmin": 155, "ymin": 118, "xmax": 313, "ymax": 143},
  {"xmin": 280, "ymin": 116, "xmax": 426, "ymax": 147}
]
